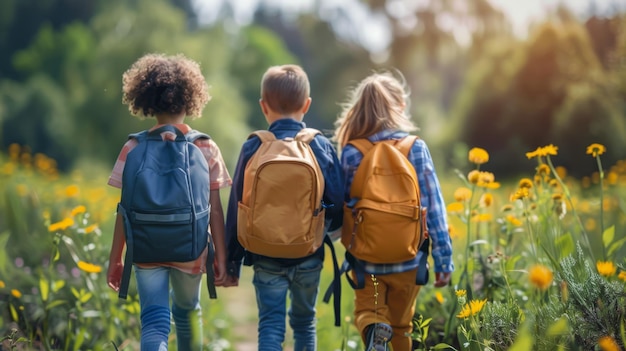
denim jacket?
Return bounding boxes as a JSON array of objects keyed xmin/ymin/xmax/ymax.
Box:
[{"xmin": 226, "ymin": 118, "xmax": 344, "ymax": 278}]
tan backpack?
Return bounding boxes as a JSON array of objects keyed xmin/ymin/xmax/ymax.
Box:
[
  {"xmin": 341, "ymin": 136, "xmax": 428, "ymax": 263},
  {"xmin": 237, "ymin": 128, "xmax": 326, "ymax": 258}
]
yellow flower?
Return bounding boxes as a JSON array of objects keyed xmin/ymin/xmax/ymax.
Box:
[
  {"xmin": 468, "ymin": 147, "xmax": 489, "ymax": 165},
  {"xmin": 48, "ymin": 218, "xmax": 75, "ymax": 232},
  {"xmin": 500, "ymin": 204, "xmax": 514, "ymax": 212},
  {"xmin": 526, "ymin": 144, "xmax": 559, "ymax": 159},
  {"xmin": 456, "ymin": 299, "xmax": 487, "ymax": 319},
  {"xmin": 471, "ymin": 213, "xmax": 492, "ymax": 222},
  {"xmin": 586, "ymin": 143, "xmax": 606, "ymax": 157},
  {"xmin": 598, "ymin": 336, "xmax": 620, "ymax": 351},
  {"xmin": 618, "ymin": 271, "xmax": 626, "ymax": 282},
  {"xmin": 518, "ymin": 178, "xmax": 533, "ymax": 189},
  {"xmin": 11, "ymin": 289, "xmax": 22, "ymax": 298},
  {"xmin": 454, "ymin": 187, "xmax": 472, "ymax": 202},
  {"xmin": 479, "ymin": 193, "xmax": 493, "ymax": 207},
  {"xmin": 511, "ymin": 188, "xmax": 530, "ymax": 201},
  {"xmin": 596, "ymin": 261, "xmax": 616, "ymax": 277},
  {"xmin": 536, "ymin": 164, "xmax": 550, "ymax": 176},
  {"xmin": 467, "ymin": 170, "xmax": 480, "ymax": 184},
  {"xmin": 529, "ymin": 265, "xmax": 553, "ymax": 290},
  {"xmin": 435, "ymin": 291, "xmax": 445, "ymax": 304},
  {"xmin": 447, "ymin": 202, "xmax": 464, "ymax": 213},
  {"xmin": 71, "ymin": 205, "xmax": 86, "ymax": 217},
  {"xmin": 455, "ymin": 289, "xmax": 467, "ymax": 297},
  {"xmin": 0, "ymin": 280, "xmax": 5, "ymax": 288},
  {"xmin": 77, "ymin": 261, "xmax": 102, "ymax": 274},
  {"xmin": 506, "ymin": 215, "xmax": 522, "ymax": 227},
  {"xmin": 84, "ymin": 224, "xmax": 98, "ymax": 234},
  {"xmin": 65, "ymin": 185, "xmax": 80, "ymax": 198}
]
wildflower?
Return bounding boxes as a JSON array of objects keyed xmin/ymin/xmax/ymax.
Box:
[
  {"xmin": 454, "ymin": 187, "xmax": 472, "ymax": 202},
  {"xmin": 536, "ymin": 164, "xmax": 550, "ymax": 176},
  {"xmin": 77, "ymin": 261, "xmax": 102, "ymax": 274},
  {"xmin": 526, "ymin": 144, "xmax": 559, "ymax": 159},
  {"xmin": 500, "ymin": 204, "xmax": 514, "ymax": 212},
  {"xmin": 48, "ymin": 218, "xmax": 75, "ymax": 232},
  {"xmin": 0, "ymin": 280, "xmax": 4, "ymax": 288},
  {"xmin": 455, "ymin": 289, "xmax": 467, "ymax": 297},
  {"xmin": 448, "ymin": 224, "xmax": 459, "ymax": 239},
  {"xmin": 479, "ymin": 193, "xmax": 493, "ymax": 207},
  {"xmin": 506, "ymin": 215, "xmax": 522, "ymax": 226},
  {"xmin": 11, "ymin": 289, "xmax": 22, "ymax": 298},
  {"xmin": 617, "ymin": 271, "xmax": 626, "ymax": 282},
  {"xmin": 456, "ymin": 299, "xmax": 487, "ymax": 319},
  {"xmin": 447, "ymin": 202, "xmax": 464, "ymax": 213},
  {"xmin": 84, "ymin": 224, "xmax": 98, "ymax": 234},
  {"xmin": 468, "ymin": 147, "xmax": 489, "ymax": 165},
  {"xmin": 65, "ymin": 185, "xmax": 80, "ymax": 197},
  {"xmin": 555, "ymin": 166, "xmax": 567, "ymax": 179},
  {"xmin": 435, "ymin": 291, "xmax": 445, "ymax": 304},
  {"xmin": 528, "ymin": 265, "xmax": 553, "ymax": 290},
  {"xmin": 596, "ymin": 261, "xmax": 616, "ymax": 277},
  {"xmin": 511, "ymin": 188, "xmax": 530, "ymax": 201},
  {"xmin": 471, "ymin": 213, "xmax": 492, "ymax": 222},
  {"xmin": 586, "ymin": 143, "xmax": 606, "ymax": 157},
  {"xmin": 467, "ymin": 170, "xmax": 480, "ymax": 184},
  {"xmin": 598, "ymin": 336, "xmax": 620, "ymax": 351},
  {"xmin": 71, "ymin": 205, "xmax": 86, "ymax": 217},
  {"xmin": 518, "ymin": 178, "xmax": 533, "ymax": 189}
]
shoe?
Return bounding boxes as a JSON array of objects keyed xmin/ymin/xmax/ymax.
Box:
[{"xmin": 365, "ymin": 323, "xmax": 392, "ymax": 351}]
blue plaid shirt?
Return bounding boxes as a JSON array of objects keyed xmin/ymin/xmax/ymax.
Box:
[{"xmin": 342, "ymin": 130, "xmax": 454, "ymax": 274}]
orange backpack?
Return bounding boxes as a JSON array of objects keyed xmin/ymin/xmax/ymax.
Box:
[
  {"xmin": 341, "ymin": 136, "xmax": 428, "ymax": 263},
  {"xmin": 237, "ymin": 128, "xmax": 326, "ymax": 258}
]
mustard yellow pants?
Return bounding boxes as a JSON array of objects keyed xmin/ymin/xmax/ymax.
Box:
[{"xmin": 352, "ymin": 268, "xmax": 421, "ymax": 351}]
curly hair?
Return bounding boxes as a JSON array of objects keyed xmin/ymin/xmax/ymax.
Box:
[{"xmin": 122, "ymin": 53, "xmax": 210, "ymax": 119}]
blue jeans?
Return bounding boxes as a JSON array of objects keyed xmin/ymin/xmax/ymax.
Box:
[
  {"xmin": 253, "ymin": 256, "xmax": 323, "ymax": 351},
  {"xmin": 134, "ymin": 266, "xmax": 203, "ymax": 351}
]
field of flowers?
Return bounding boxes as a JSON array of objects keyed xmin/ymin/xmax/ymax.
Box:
[{"xmin": 0, "ymin": 142, "xmax": 625, "ymax": 351}]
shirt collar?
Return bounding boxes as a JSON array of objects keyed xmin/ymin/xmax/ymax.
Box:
[
  {"xmin": 368, "ymin": 129, "xmax": 408, "ymax": 142},
  {"xmin": 268, "ymin": 118, "xmax": 306, "ymax": 131}
]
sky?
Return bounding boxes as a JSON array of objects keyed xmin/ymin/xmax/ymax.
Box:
[{"xmin": 192, "ymin": 0, "xmax": 623, "ymax": 52}]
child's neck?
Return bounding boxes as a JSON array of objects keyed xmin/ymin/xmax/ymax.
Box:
[
  {"xmin": 265, "ymin": 114, "xmax": 304, "ymax": 124},
  {"xmin": 156, "ymin": 112, "xmax": 186, "ymax": 125}
]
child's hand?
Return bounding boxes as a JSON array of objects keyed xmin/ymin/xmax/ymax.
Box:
[
  {"xmin": 434, "ymin": 272, "xmax": 451, "ymax": 287},
  {"xmin": 107, "ymin": 261, "xmax": 124, "ymax": 292},
  {"xmin": 220, "ymin": 275, "xmax": 239, "ymax": 287},
  {"xmin": 213, "ymin": 258, "xmax": 227, "ymax": 286}
]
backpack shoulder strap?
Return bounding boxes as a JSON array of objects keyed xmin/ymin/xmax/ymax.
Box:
[
  {"xmin": 128, "ymin": 130, "xmax": 148, "ymax": 142},
  {"xmin": 347, "ymin": 138, "xmax": 374, "ymax": 155},
  {"xmin": 295, "ymin": 128, "xmax": 321, "ymax": 144},
  {"xmin": 395, "ymin": 135, "xmax": 419, "ymax": 157},
  {"xmin": 249, "ymin": 130, "xmax": 276, "ymax": 143},
  {"xmin": 186, "ymin": 129, "xmax": 211, "ymax": 142}
]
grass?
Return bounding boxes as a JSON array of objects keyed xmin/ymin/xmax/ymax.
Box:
[{"xmin": 1, "ymin": 142, "xmax": 625, "ymax": 350}]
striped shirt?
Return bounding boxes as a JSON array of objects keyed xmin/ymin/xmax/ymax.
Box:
[
  {"xmin": 108, "ymin": 123, "xmax": 232, "ymax": 274},
  {"xmin": 342, "ymin": 129, "xmax": 454, "ymax": 274}
]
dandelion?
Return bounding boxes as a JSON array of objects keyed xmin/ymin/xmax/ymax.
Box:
[
  {"xmin": 71, "ymin": 205, "xmax": 86, "ymax": 217},
  {"xmin": 617, "ymin": 271, "xmax": 626, "ymax": 282},
  {"xmin": 454, "ymin": 187, "xmax": 472, "ymax": 202},
  {"xmin": 435, "ymin": 291, "xmax": 445, "ymax": 304},
  {"xmin": 456, "ymin": 299, "xmax": 487, "ymax": 319},
  {"xmin": 528, "ymin": 265, "xmax": 553, "ymax": 290},
  {"xmin": 526, "ymin": 144, "xmax": 559, "ymax": 159},
  {"xmin": 468, "ymin": 147, "xmax": 489, "ymax": 165},
  {"xmin": 11, "ymin": 289, "xmax": 22, "ymax": 298},
  {"xmin": 455, "ymin": 289, "xmax": 467, "ymax": 297},
  {"xmin": 586, "ymin": 143, "xmax": 606, "ymax": 157},
  {"xmin": 596, "ymin": 261, "xmax": 616, "ymax": 277},
  {"xmin": 77, "ymin": 261, "xmax": 102, "ymax": 274},
  {"xmin": 598, "ymin": 336, "xmax": 620, "ymax": 351}
]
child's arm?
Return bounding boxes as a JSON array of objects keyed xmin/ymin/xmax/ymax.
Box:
[
  {"xmin": 107, "ymin": 212, "xmax": 126, "ymax": 292},
  {"xmin": 209, "ymin": 189, "xmax": 227, "ymax": 286}
]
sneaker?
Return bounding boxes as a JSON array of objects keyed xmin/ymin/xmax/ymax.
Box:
[{"xmin": 365, "ymin": 323, "xmax": 392, "ymax": 351}]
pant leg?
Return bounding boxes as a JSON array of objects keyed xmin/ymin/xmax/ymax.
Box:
[
  {"xmin": 135, "ymin": 266, "xmax": 171, "ymax": 351},
  {"xmin": 170, "ymin": 269, "xmax": 203, "ymax": 351},
  {"xmin": 384, "ymin": 269, "xmax": 421, "ymax": 351},
  {"xmin": 288, "ymin": 256, "xmax": 323, "ymax": 351},
  {"xmin": 253, "ymin": 259, "xmax": 289, "ymax": 351},
  {"xmin": 352, "ymin": 270, "xmax": 392, "ymax": 340}
]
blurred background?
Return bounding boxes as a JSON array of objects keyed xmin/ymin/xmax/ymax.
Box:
[{"xmin": 1, "ymin": 0, "xmax": 625, "ymax": 179}]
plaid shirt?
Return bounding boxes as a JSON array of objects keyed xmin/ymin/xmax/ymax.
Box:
[{"xmin": 342, "ymin": 129, "xmax": 454, "ymax": 274}]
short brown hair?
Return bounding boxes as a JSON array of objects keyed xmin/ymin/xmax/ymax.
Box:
[
  {"xmin": 122, "ymin": 53, "xmax": 210, "ymax": 119},
  {"xmin": 260, "ymin": 65, "xmax": 310, "ymax": 115}
]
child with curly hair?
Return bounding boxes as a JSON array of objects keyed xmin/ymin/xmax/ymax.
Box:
[
  {"xmin": 106, "ymin": 53, "xmax": 232, "ymax": 350},
  {"xmin": 334, "ymin": 71, "xmax": 454, "ymax": 351}
]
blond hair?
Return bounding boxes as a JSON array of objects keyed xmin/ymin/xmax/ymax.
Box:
[
  {"xmin": 260, "ymin": 65, "xmax": 310, "ymax": 115},
  {"xmin": 334, "ymin": 71, "xmax": 416, "ymax": 147}
]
